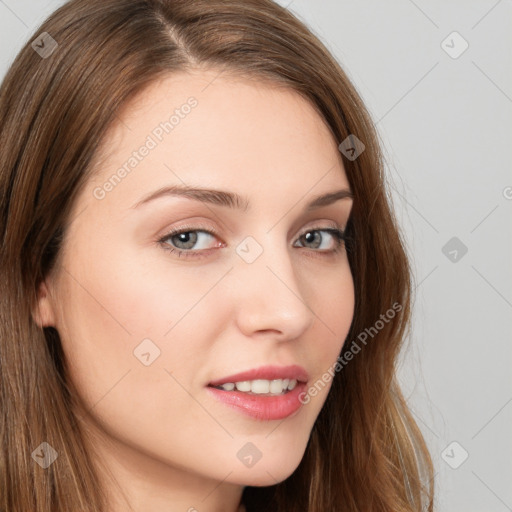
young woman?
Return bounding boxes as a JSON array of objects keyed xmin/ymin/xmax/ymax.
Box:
[{"xmin": 0, "ymin": 0, "xmax": 434, "ymax": 510}]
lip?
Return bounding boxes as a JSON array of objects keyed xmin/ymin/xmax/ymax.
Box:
[
  {"xmin": 206, "ymin": 381, "xmax": 308, "ymax": 420},
  {"xmin": 208, "ymin": 364, "xmax": 309, "ymax": 387}
]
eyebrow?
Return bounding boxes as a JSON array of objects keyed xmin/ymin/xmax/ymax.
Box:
[{"xmin": 130, "ymin": 184, "xmax": 354, "ymax": 212}]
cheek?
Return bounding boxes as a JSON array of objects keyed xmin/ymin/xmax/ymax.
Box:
[
  {"xmin": 54, "ymin": 245, "xmax": 227, "ymax": 404},
  {"xmin": 53, "ymin": 251, "xmax": 224, "ymax": 461},
  {"xmin": 312, "ymin": 259, "xmax": 354, "ymax": 346},
  {"xmin": 303, "ymin": 264, "xmax": 354, "ymax": 403}
]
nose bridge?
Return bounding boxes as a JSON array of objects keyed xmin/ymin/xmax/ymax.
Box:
[{"xmin": 232, "ymin": 231, "xmax": 314, "ymax": 339}]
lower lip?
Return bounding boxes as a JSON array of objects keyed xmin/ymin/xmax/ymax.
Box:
[{"xmin": 205, "ymin": 382, "xmax": 307, "ymax": 420}]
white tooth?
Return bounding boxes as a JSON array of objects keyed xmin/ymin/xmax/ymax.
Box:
[
  {"xmin": 251, "ymin": 379, "xmax": 270, "ymax": 394},
  {"xmin": 269, "ymin": 379, "xmax": 283, "ymax": 394},
  {"xmin": 287, "ymin": 379, "xmax": 297, "ymax": 391},
  {"xmin": 229, "ymin": 378, "xmax": 296, "ymax": 394},
  {"xmin": 235, "ymin": 381, "xmax": 251, "ymax": 392}
]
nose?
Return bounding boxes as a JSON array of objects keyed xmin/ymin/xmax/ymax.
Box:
[{"xmin": 231, "ymin": 236, "xmax": 315, "ymax": 342}]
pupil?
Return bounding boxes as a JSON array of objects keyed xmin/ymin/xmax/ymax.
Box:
[
  {"xmin": 304, "ymin": 231, "xmax": 320, "ymax": 248},
  {"xmin": 173, "ymin": 231, "xmax": 197, "ymax": 249}
]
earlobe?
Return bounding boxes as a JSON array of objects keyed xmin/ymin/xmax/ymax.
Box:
[{"xmin": 32, "ymin": 280, "xmax": 56, "ymax": 328}]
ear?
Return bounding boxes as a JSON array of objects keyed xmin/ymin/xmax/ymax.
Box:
[{"xmin": 32, "ymin": 279, "xmax": 56, "ymax": 328}]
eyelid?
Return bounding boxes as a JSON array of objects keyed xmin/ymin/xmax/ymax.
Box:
[
  {"xmin": 297, "ymin": 220, "xmax": 341, "ymax": 235},
  {"xmin": 159, "ymin": 220, "xmax": 344, "ymax": 243},
  {"xmin": 158, "ymin": 222, "xmax": 221, "ymax": 242}
]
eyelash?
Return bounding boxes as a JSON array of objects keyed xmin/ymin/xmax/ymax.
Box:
[{"xmin": 157, "ymin": 223, "xmax": 346, "ymax": 260}]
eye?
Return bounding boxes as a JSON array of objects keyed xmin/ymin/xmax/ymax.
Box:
[
  {"xmin": 294, "ymin": 228, "xmax": 345, "ymax": 253},
  {"xmin": 158, "ymin": 224, "xmax": 222, "ymax": 259},
  {"xmin": 158, "ymin": 224, "xmax": 346, "ymax": 259}
]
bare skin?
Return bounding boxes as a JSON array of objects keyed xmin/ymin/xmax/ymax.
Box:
[{"xmin": 34, "ymin": 68, "xmax": 355, "ymax": 512}]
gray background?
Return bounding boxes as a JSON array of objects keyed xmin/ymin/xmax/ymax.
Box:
[{"xmin": 1, "ymin": 1, "xmax": 511, "ymax": 510}]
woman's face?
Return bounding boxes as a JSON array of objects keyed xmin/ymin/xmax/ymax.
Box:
[{"xmin": 36, "ymin": 69, "xmax": 354, "ymax": 498}]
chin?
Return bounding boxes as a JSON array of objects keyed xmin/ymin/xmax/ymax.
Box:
[
  {"xmin": 230, "ymin": 451, "xmax": 305, "ymax": 487},
  {"xmin": 235, "ymin": 470, "xmax": 295, "ymax": 488}
]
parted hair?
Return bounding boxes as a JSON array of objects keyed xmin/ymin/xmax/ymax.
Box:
[{"xmin": 0, "ymin": 0, "xmax": 434, "ymax": 510}]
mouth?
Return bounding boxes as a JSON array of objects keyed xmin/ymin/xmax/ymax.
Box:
[
  {"xmin": 206, "ymin": 376, "xmax": 309, "ymax": 421},
  {"xmin": 207, "ymin": 364, "xmax": 309, "ymax": 397},
  {"xmin": 208, "ymin": 378, "xmax": 300, "ymax": 396}
]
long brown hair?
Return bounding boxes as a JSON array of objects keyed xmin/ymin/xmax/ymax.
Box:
[{"xmin": 0, "ymin": 0, "xmax": 434, "ymax": 510}]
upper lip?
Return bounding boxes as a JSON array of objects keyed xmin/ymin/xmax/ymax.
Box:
[{"xmin": 208, "ymin": 365, "xmax": 309, "ymax": 386}]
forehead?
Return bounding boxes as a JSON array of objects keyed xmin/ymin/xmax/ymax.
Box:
[{"xmin": 83, "ymin": 69, "xmax": 349, "ymax": 215}]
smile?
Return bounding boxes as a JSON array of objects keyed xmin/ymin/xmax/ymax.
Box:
[{"xmin": 210, "ymin": 378, "xmax": 298, "ymax": 395}]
